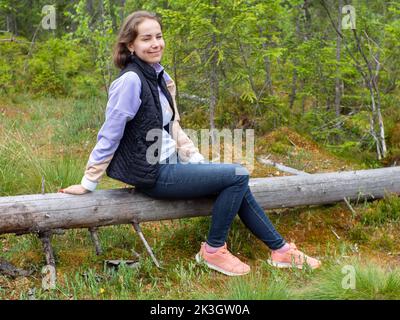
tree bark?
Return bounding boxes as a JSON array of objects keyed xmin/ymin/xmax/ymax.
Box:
[
  {"xmin": 209, "ymin": 0, "xmax": 219, "ymax": 153},
  {"xmin": 238, "ymin": 41, "xmax": 260, "ymax": 114},
  {"xmin": 172, "ymin": 48, "xmax": 180, "ymax": 108},
  {"xmin": 289, "ymin": 14, "xmax": 301, "ymax": 110},
  {"xmin": 259, "ymin": 27, "xmax": 273, "ymax": 95},
  {"xmin": 334, "ymin": 0, "xmax": 343, "ymax": 117},
  {"xmin": 119, "ymin": 0, "xmax": 126, "ymax": 25},
  {"xmin": 1, "ymin": 167, "xmax": 399, "ymax": 236},
  {"xmin": 289, "ymin": 67, "xmax": 298, "ymax": 110},
  {"xmin": 319, "ymin": 0, "xmax": 387, "ymax": 159},
  {"xmin": 6, "ymin": 14, "xmax": 10, "ymax": 32},
  {"xmin": 373, "ymin": 51, "xmax": 387, "ymax": 157},
  {"xmin": 352, "ymin": 29, "xmax": 387, "ymax": 159}
]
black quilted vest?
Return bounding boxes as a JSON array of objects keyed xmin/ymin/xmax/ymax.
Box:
[{"xmin": 106, "ymin": 56, "xmax": 175, "ymax": 188}]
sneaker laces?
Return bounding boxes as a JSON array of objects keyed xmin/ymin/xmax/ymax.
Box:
[
  {"xmin": 287, "ymin": 243, "xmax": 307, "ymax": 264},
  {"xmin": 220, "ymin": 247, "xmax": 242, "ymax": 264}
]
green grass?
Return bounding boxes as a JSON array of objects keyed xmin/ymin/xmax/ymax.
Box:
[
  {"xmin": 0, "ymin": 132, "xmax": 86, "ymax": 195},
  {"xmin": 0, "ymin": 94, "xmax": 110, "ymax": 196},
  {"xmin": 1, "ymin": 211, "xmax": 399, "ymax": 300},
  {"xmin": 2, "ymin": 94, "xmax": 400, "ymax": 300},
  {"xmin": 299, "ymin": 260, "xmax": 400, "ymax": 300},
  {"xmin": 203, "ymin": 266, "xmax": 293, "ymax": 300},
  {"xmin": 361, "ymin": 194, "xmax": 400, "ymax": 226},
  {"xmin": 1, "ymin": 211, "xmax": 400, "ymax": 300}
]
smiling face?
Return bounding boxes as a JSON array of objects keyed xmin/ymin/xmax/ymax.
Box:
[{"xmin": 127, "ymin": 18, "xmax": 165, "ymax": 65}]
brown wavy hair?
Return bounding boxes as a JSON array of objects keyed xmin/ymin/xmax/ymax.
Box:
[{"xmin": 113, "ymin": 11, "xmax": 162, "ymax": 69}]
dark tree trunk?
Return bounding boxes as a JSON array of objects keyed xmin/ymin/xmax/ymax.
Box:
[{"xmin": 334, "ymin": 0, "xmax": 343, "ymax": 117}]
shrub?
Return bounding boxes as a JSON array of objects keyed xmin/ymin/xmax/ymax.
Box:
[
  {"xmin": 27, "ymin": 37, "xmax": 98, "ymax": 96},
  {"xmin": 301, "ymin": 260, "xmax": 400, "ymax": 300},
  {"xmin": 361, "ymin": 194, "xmax": 400, "ymax": 226},
  {"xmin": 0, "ymin": 33, "xmax": 29, "ymax": 94}
]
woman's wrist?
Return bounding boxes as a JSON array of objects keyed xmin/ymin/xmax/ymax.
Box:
[
  {"xmin": 81, "ymin": 176, "xmax": 98, "ymax": 192},
  {"xmin": 188, "ymin": 152, "xmax": 205, "ymax": 164}
]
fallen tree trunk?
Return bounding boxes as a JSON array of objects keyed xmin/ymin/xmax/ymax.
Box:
[{"xmin": 1, "ymin": 167, "xmax": 399, "ymax": 235}]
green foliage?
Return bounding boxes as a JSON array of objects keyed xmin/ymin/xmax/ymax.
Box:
[
  {"xmin": 257, "ymin": 96, "xmax": 290, "ymax": 133},
  {"xmin": 361, "ymin": 194, "xmax": 400, "ymax": 226},
  {"xmin": 204, "ymin": 269, "xmax": 293, "ymax": 300},
  {"xmin": 0, "ymin": 34, "xmax": 99, "ymax": 97},
  {"xmin": 66, "ymin": 0, "xmax": 118, "ymax": 92},
  {"xmin": 0, "ymin": 33, "xmax": 29, "ymax": 93},
  {"xmin": 0, "ymin": 0, "xmax": 399, "ymax": 162},
  {"xmin": 27, "ymin": 37, "xmax": 96, "ymax": 96},
  {"xmin": 0, "ymin": 130, "xmax": 86, "ymax": 196},
  {"xmin": 53, "ymin": 96, "xmax": 105, "ymax": 146},
  {"xmin": 2, "ymin": 0, "xmax": 400, "ymax": 301},
  {"xmin": 300, "ymin": 260, "xmax": 400, "ymax": 300},
  {"xmin": 269, "ymin": 136, "xmax": 291, "ymax": 155},
  {"xmin": 296, "ymin": 109, "xmax": 377, "ymax": 160},
  {"xmin": 179, "ymin": 106, "xmax": 209, "ymax": 130},
  {"xmin": 347, "ymin": 225, "xmax": 370, "ymax": 243}
]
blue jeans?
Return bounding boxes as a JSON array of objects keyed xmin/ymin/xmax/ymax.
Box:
[{"xmin": 138, "ymin": 155, "xmax": 286, "ymax": 250}]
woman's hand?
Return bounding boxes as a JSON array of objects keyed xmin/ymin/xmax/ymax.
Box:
[
  {"xmin": 188, "ymin": 152, "xmax": 205, "ymax": 164},
  {"xmin": 59, "ymin": 184, "xmax": 90, "ymax": 195}
]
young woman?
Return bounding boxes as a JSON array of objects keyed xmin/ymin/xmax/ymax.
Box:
[{"xmin": 61, "ymin": 10, "xmax": 321, "ymax": 276}]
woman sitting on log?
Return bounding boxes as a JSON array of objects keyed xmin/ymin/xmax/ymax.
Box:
[{"xmin": 60, "ymin": 10, "xmax": 321, "ymax": 276}]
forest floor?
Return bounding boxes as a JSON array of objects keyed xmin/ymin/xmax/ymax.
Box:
[{"xmin": 1, "ymin": 95, "xmax": 400, "ymax": 300}]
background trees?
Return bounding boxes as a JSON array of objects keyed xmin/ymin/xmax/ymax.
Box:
[{"xmin": 1, "ymin": 0, "xmax": 399, "ymax": 161}]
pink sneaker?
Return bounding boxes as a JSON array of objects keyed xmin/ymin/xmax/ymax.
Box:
[
  {"xmin": 268, "ymin": 243, "xmax": 321, "ymax": 270},
  {"xmin": 195, "ymin": 242, "xmax": 250, "ymax": 276}
]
